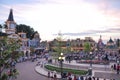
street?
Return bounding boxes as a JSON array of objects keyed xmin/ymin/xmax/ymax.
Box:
[
  {"xmin": 16, "ymin": 60, "xmax": 48, "ymax": 80},
  {"xmin": 15, "ymin": 59, "xmax": 120, "ymax": 80}
]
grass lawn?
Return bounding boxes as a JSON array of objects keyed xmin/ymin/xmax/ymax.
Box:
[{"xmin": 44, "ymin": 64, "xmax": 88, "ymax": 75}]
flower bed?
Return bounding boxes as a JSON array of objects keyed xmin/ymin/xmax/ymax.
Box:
[{"xmin": 77, "ymin": 60, "xmax": 109, "ymax": 65}]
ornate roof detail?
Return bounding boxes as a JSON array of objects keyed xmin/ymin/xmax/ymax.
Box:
[
  {"xmin": 7, "ymin": 9, "xmax": 14, "ymax": 21},
  {"xmin": 97, "ymin": 35, "xmax": 104, "ymax": 49},
  {"xmin": 108, "ymin": 37, "xmax": 113, "ymax": 43}
]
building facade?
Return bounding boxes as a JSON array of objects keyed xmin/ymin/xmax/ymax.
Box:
[
  {"xmin": 4, "ymin": 9, "xmax": 41, "ymax": 57},
  {"xmin": 48, "ymin": 37, "xmax": 96, "ymax": 52}
]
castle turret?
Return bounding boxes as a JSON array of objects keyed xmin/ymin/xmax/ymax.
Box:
[
  {"xmin": 5, "ymin": 9, "xmax": 16, "ymax": 34},
  {"xmin": 97, "ymin": 35, "xmax": 104, "ymax": 50},
  {"xmin": 106, "ymin": 37, "xmax": 115, "ymax": 49}
]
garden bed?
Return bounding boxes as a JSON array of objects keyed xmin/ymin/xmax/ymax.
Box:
[
  {"xmin": 44, "ymin": 64, "xmax": 88, "ymax": 75},
  {"xmin": 76, "ymin": 60, "xmax": 109, "ymax": 65}
]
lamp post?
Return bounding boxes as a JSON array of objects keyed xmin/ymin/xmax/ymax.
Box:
[
  {"xmin": 117, "ymin": 59, "xmax": 119, "ymax": 74},
  {"xmin": 117, "ymin": 59, "xmax": 119, "ymax": 64},
  {"xmin": 88, "ymin": 51, "xmax": 92, "ymax": 76},
  {"xmin": 58, "ymin": 53, "xmax": 64, "ymax": 79}
]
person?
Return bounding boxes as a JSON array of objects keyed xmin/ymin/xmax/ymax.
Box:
[
  {"xmin": 88, "ymin": 77, "xmax": 92, "ymax": 80},
  {"xmin": 113, "ymin": 64, "xmax": 116, "ymax": 70},
  {"xmin": 117, "ymin": 64, "xmax": 119, "ymax": 74},
  {"xmin": 80, "ymin": 76, "xmax": 84, "ymax": 80},
  {"xmin": 53, "ymin": 73, "xmax": 57, "ymax": 80},
  {"xmin": 73, "ymin": 75, "xmax": 77, "ymax": 80},
  {"xmin": 92, "ymin": 76, "xmax": 95, "ymax": 80},
  {"xmin": 48, "ymin": 71, "xmax": 50, "ymax": 78},
  {"xmin": 41, "ymin": 62, "xmax": 43, "ymax": 67},
  {"xmin": 97, "ymin": 77, "xmax": 99, "ymax": 80},
  {"xmin": 7, "ymin": 69, "xmax": 13, "ymax": 80},
  {"xmin": 67, "ymin": 72, "xmax": 71, "ymax": 77},
  {"xmin": 68, "ymin": 76, "xmax": 72, "ymax": 80},
  {"xmin": 111, "ymin": 65, "xmax": 113, "ymax": 70},
  {"xmin": 13, "ymin": 68, "xmax": 19, "ymax": 79},
  {"xmin": 85, "ymin": 77, "xmax": 88, "ymax": 80},
  {"xmin": 78, "ymin": 76, "xmax": 81, "ymax": 80},
  {"xmin": 51, "ymin": 72, "xmax": 53, "ymax": 78}
]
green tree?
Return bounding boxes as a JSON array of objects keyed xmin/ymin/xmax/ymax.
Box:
[
  {"xmin": 84, "ymin": 42, "xmax": 91, "ymax": 53},
  {"xmin": 51, "ymin": 32, "xmax": 66, "ymax": 62},
  {"xmin": 16, "ymin": 24, "xmax": 35, "ymax": 39},
  {"xmin": 0, "ymin": 37, "xmax": 21, "ymax": 79},
  {"xmin": 0, "ymin": 24, "xmax": 2, "ymax": 28}
]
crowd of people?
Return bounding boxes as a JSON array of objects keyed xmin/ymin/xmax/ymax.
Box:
[
  {"xmin": 47, "ymin": 71, "xmax": 116, "ymax": 80},
  {"xmin": 65, "ymin": 50, "xmax": 120, "ymax": 64}
]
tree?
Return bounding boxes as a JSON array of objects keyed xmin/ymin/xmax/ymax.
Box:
[
  {"xmin": 0, "ymin": 36, "xmax": 21, "ymax": 79},
  {"xmin": 84, "ymin": 42, "xmax": 91, "ymax": 53},
  {"xmin": 51, "ymin": 32, "xmax": 67, "ymax": 62},
  {"xmin": 16, "ymin": 24, "xmax": 36, "ymax": 39},
  {"xmin": 0, "ymin": 24, "xmax": 2, "ymax": 28}
]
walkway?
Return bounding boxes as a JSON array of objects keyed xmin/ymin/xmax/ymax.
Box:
[{"xmin": 35, "ymin": 59, "xmax": 120, "ymax": 80}]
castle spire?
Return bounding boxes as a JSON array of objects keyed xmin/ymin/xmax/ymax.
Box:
[
  {"xmin": 100, "ymin": 35, "xmax": 102, "ymax": 39},
  {"xmin": 7, "ymin": 9, "xmax": 14, "ymax": 21}
]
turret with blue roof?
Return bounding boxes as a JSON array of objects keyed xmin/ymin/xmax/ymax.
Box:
[
  {"xmin": 106, "ymin": 37, "xmax": 115, "ymax": 49},
  {"xmin": 7, "ymin": 9, "xmax": 14, "ymax": 21}
]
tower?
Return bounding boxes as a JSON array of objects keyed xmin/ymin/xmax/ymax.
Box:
[
  {"xmin": 5, "ymin": 9, "xmax": 16, "ymax": 34},
  {"xmin": 97, "ymin": 35, "xmax": 104, "ymax": 50}
]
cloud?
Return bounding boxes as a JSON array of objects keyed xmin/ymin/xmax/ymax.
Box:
[
  {"xmin": 1, "ymin": 0, "xmax": 120, "ymax": 41},
  {"xmin": 55, "ymin": 27, "xmax": 120, "ymax": 36}
]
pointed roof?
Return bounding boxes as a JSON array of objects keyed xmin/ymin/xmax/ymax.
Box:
[
  {"xmin": 98, "ymin": 35, "xmax": 102, "ymax": 43},
  {"xmin": 108, "ymin": 37, "xmax": 114, "ymax": 43},
  {"xmin": 7, "ymin": 9, "xmax": 14, "ymax": 21},
  {"xmin": 98, "ymin": 35, "xmax": 104, "ymax": 46}
]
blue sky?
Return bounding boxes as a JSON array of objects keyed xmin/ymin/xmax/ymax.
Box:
[{"xmin": 0, "ymin": 0, "xmax": 120, "ymax": 43}]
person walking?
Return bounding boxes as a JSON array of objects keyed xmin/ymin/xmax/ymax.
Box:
[
  {"xmin": 92, "ymin": 76, "xmax": 95, "ymax": 80},
  {"xmin": 73, "ymin": 75, "xmax": 77, "ymax": 80},
  {"xmin": 113, "ymin": 64, "xmax": 116, "ymax": 70},
  {"xmin": 80, "ymin": 76, "xmax": 84, "ymax": 80},
  {"xmin": 78, "ymin": 76, "xmax": 81, "ymax": 80},
  {"xmin": 53, "ymin": 73, "xmax": 57, "ymax": 80},
  {"xmin": 88, "ymin": 77, "xmax": 92, "ymax": 80},
  {"xmin": 97, "ymin": 77, "xmax": 99, "ymax": 80},
  {"xmin": 48, "ymin": 71, "xmax": 50, "ymax": 78},
  {"xmin": 117, "ymin": 64, "xmax": 119, "ymax": 74}
]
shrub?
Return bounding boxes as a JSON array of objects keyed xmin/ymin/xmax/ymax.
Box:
[{"xmin": 45, "ymin": 65, "xmax": 87, "ymax": 75}]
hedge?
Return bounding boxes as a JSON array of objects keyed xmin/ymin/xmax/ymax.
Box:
[{"xmin": 44, "ymin": 65, "xmax": 88, "ymax": 75}]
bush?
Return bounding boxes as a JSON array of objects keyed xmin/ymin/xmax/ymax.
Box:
[
  {"xmin": 45, "ymin": 65, "xmax": 87, "ymax": 75},
  {"xmin": 1, "ymin": 73, "xmax": 8, "ymax": 80}
]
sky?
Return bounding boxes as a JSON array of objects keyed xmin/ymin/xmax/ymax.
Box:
[{"xmin": 0, "ymin": 0, "xmax": 120, "ymax": 43}]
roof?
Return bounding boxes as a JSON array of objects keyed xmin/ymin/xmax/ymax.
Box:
[
  {"xmin": 7, "ymin": 9, "xmax": 14, "ymax": 21},
  {"xmin": 0, "ymin": 32, "xmax": 7, "ymax": 36},
  {"xmin": 108, "ymin": 38, "xmax": 114, "ymax": 43}
]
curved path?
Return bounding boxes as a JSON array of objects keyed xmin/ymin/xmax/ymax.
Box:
[
  {"xmin": 16, "ymin": 61, "xmax": 48, "ymax": 80},
  {"xmin": 50, "ymin": 60, "xmax": 120, "ymax": 79}
]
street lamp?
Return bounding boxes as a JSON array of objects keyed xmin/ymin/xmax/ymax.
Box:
[
  {"xmin": 117, "ymin": 60, "xmax": 119, "ymax": 74},
  {"xmin": 88, "ymin": 51, "xmax": 92, "ymax": 76},
  {"xmin": 117, "ymin": 60, "xmax": 119, "ymax": 64},
  {"xmin": 58, "ymin": 53, "xmax": 65, "ymax": 79}
]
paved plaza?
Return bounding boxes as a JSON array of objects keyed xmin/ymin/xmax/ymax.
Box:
[
  {"xmin": 35, "ymin": 59, "xmax": 120, "ymax": 80},
  {"xmin": 16, "ymin": 61, "xmax": 48, "ymax": 80},
  {"xmin": 15, "ymin": 58, "xmax": 120, "ymax": 80}
]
